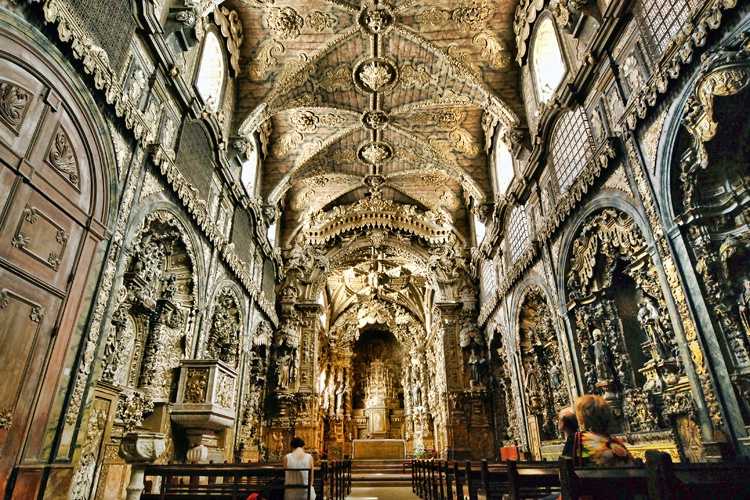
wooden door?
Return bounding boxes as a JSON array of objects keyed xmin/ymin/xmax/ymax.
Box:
[{"xmin": 0, "ymin": 26, "xmax": 110, "ymax": 497}]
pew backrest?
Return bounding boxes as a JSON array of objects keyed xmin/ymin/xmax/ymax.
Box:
[
  {"xmin": 645, "ymin": 450, "xmax": 750, "ymax": 500},
  {"xmin": 141, "ymin": 464, "xmax": 311, "ymax": 500},
  {"xmin": 559, "ymin": 457, "xmax": 649, "ymax": 500}
]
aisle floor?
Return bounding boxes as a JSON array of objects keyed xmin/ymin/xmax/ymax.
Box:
[{"xmin": 345, "ymin": 485, "xmax": 421, "ymax": 499}]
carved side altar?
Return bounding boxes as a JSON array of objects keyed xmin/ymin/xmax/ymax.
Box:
[{"xmin": 352, "ymin": 439, "xmax": 405, "ymax": 459}]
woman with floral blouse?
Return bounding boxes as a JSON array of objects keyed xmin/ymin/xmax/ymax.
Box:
[{"xmin": 573, "ymin": 394, "xmax": 635, "ymax": 467}]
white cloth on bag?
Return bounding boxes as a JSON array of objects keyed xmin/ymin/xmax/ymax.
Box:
[{"xmin": 284, "ymin": 452, "xmax": 316, "ymax": 500}]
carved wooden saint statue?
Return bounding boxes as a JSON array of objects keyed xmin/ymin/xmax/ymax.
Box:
[
  {"xmin": 739, "ymin": 279, "xmax": 750, "ymax": 338},
  {"xmin": 592, "ymin": 329, "xmax": 612, "ymax": 382},
  {"xmin": 637, "ymin": 297, "xmax": 668, "ymax": 362},
  {"xmin": 468, "ymin": 349, "xmax": 486, "ymax": 387},
  {"xmin": 276, "ymin": 352, "xmax": 292, "ymax": 389}
]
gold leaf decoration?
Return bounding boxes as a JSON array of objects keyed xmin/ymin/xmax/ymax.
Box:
[
  {"xmin": 290, "ymin": 110, "xmax": 319, "ymax": 133},
  {"xmin": 473, "ymin": 31, "xmax": 511, "ymax": 70},
  {"xmin": 452, "ymin": 0, "xmax": 492, "ymax": 32},
  {"xmin": 319, "ymin": 65, "xmax": 353, "ymax": 92},
  {"xmin": 266, "ymin": 7, "xmax": 304, "ymax": 40},
  {"xmin": 248, "ymin": 40, "xmax": 285, "ymax": 82},
  {"xmin": 416, "ymin": 7, "xmax": 450, "ymax": 26},
  {"xmin": 271, "ymin": 131, "xmax": 303, "ymax": 159},
  {"xmin": 358, "ymin": 61, "xmax": 395, "ymax": 92},
  {"xmin": 400, "ymin": 63, "xmax": 433, "ymax": 89},
  {"xmin": 306, "ymin": 11, "xmax": 337, "ymax": 32}
]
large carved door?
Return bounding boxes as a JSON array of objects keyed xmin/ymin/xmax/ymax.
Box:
[{"xmin": 0, "ymin": 28, "xmax": 109, "ymax": 496}]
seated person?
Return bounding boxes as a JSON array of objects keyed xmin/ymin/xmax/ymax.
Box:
[
  {"xmin": 558, "ymin": 408, "xmax": 579, "ymax": 458},
  {"xmin": 573, "ymin": 394, "xmax": 634, "ymax": 467}
]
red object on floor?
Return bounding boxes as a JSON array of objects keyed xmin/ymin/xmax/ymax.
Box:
[{"xmin": 500, "ymin": 446, "xmax": 519, "ymax": 461}]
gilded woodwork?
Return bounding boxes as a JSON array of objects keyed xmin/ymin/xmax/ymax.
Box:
[{"xmin": 4, "ymin": 1, "xmax": 750, "ymax": 498}]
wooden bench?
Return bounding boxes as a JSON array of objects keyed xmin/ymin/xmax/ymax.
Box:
[
  {"xmin": 141, "ymin": 463, "xmax": 313, "ymax": 500},
  {"xmin": 320, "ymin": 459, "xmax": 351, "ymax": 500},
  {"xmin": 645, "ymin": 450, "xmax": 750, "ymax": 500},
  {"xmin": 412, "ymin": 459, "xmax": 560, "ymax": 500},
  {"xmin": 506, "ymin": 460, "xmax": 561, "ymax": 500},
  {"xmin": 559, "ymin": 457, "xmax": 648, "ymax": 500}
]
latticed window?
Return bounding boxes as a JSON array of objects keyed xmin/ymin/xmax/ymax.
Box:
[
  {"xmin": 551, "ymin": 108, "xmax": 596, "ymax": 194},
  {"xmin": 634, "ymin": 0, "xmax": 698, "ymax": 56},
  {"xmin": 508, "ymin": 205, "xmax": 530, "ymax": 262},
  {"xmin": 480, "ymin": 259, "xmax": 497, "ymax": 303}
]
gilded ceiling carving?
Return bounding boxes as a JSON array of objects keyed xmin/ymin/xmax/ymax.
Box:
[
  {"xmin": 265, "ymin": 7, "xmax": 304, "ymax": 40},
  {"xmin": 236, "ymin": 0, "xmax": 521, "ymax": 237},
  {"xmin": 319, "ymin": 64, "xmax": 354, "ymax": 92},
  {"xmin": 306, "ymin": 11, "xmax": 337, "ymax": 32},
  {"xmin": 513, "ymin": 0, "xmax": 544, "ymax": 64}
]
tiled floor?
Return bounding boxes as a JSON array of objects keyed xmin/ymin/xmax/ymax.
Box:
[{"xmin": 345, "ymin": 485, "xmax": 421, "ymax": 499}]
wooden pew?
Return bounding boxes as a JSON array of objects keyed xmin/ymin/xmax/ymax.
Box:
[
  {"xmin": 645, "ymin": 450, "xmax": 750, "ymax": 500},
  {"xmin": 506, "ymin": 460, "xmax": 560, "ymax": 500},
  {"xmin": 141, "ymin": 463, "xmax": 312, "ymax": 500},
  {"xmin": 319, "ymin": 459, "xmax": 351, "ymax": 500},
  {"xmin": 559, "ymin": 457, "xmax": 648, "ymax": 500},
  {"xmin": 415, "ymin": 458, "xmax": 560, "ymax": 500}
]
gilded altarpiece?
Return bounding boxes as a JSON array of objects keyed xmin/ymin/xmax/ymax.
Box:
[
  {"xmin": 566, "ymin": 208, "xmax": 691, "ymax": 461},
  {"xmin": 517, "ymin": 286, "xmax": 570, "ymax": 459}
]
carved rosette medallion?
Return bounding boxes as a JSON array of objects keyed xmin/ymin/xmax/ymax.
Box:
[
  {"xmin": 266, "ymin": 7, "xmax": 304, "ymax": 40},
  {"xmin": 362, "ymin": 110, "xmax": 389, "ymax": 130},
  {"xmin": 359, "ymin": 5, "xmax": 395, "ymax": 35},
  {"xmin": 358, "ymin": 142, "xmax": 393, "ymax": 165},
  {"xmin": 353, "ymin": 58, "xmax": 398, "ymax": 94},
  {"xmin": 0, "ymin": 407, "xmax": 12, "ymax": 430}
]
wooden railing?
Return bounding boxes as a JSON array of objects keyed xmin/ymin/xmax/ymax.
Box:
[
  {"xmin": 319, "ymin": 458, "xmax": 352, "ymax": 500},
  {"xmin": 412, "ymin": 453, "xmax": 750, "ymax": 500}
]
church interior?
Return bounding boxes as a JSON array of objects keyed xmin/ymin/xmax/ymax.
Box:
[{"xmin": 1, "ymin": 0, "xmax": 750, "ymax": 498}]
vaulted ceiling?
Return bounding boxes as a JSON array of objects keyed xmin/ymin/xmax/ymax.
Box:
[{"xmin": 230, "ymin": 0, "xmax": 527, "ymax": 251}]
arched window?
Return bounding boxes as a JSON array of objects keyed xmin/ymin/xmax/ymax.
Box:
[
  {"xmin": 493, "ymin": 137, "xmax": 515, "ymax": 196},
  {"xmin": 473, "ymin": 211, "xmax": 487, "ymax": 246},
  {"xmin": 550, "ymin": 108, "xmax": 596, "ymax": 194},
  {"xmin": 531, "ymin": 17, "xmax": 566, "ymax": 104},
  {"xmin": 241, "ymin": 134, "xmax": 260, "ymax": 197},
  {"xmin": 633, "ymin": 0, "xmax": 698, "ymax": 55},
  {"xmin": 480, "ymin": 259, "xmax": 497, "ymax": 304},
  {"xmin": 508, "ymin": 205, "xmax": 530, "ymax": 262},
  {"xmin": 195, "ymin": 30, "xmax": 226, "ymax": 112}
]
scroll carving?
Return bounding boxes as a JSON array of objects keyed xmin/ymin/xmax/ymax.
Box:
[
  {"xmin": 48, "ymin": 127, "xmax": 79, "ymax": 186},
  {"xmin": 0, "ymin": 80, "xmax": 30, "ymax": 131}
]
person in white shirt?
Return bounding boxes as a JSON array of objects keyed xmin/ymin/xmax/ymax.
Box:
[{"xmin": 282, "ymin": 437, "xmax": 316, "ymax": 500}]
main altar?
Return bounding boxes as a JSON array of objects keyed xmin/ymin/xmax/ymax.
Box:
[{"xmin": 352, "ymin": 439, "xmax": 406, "ymax": 459}]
